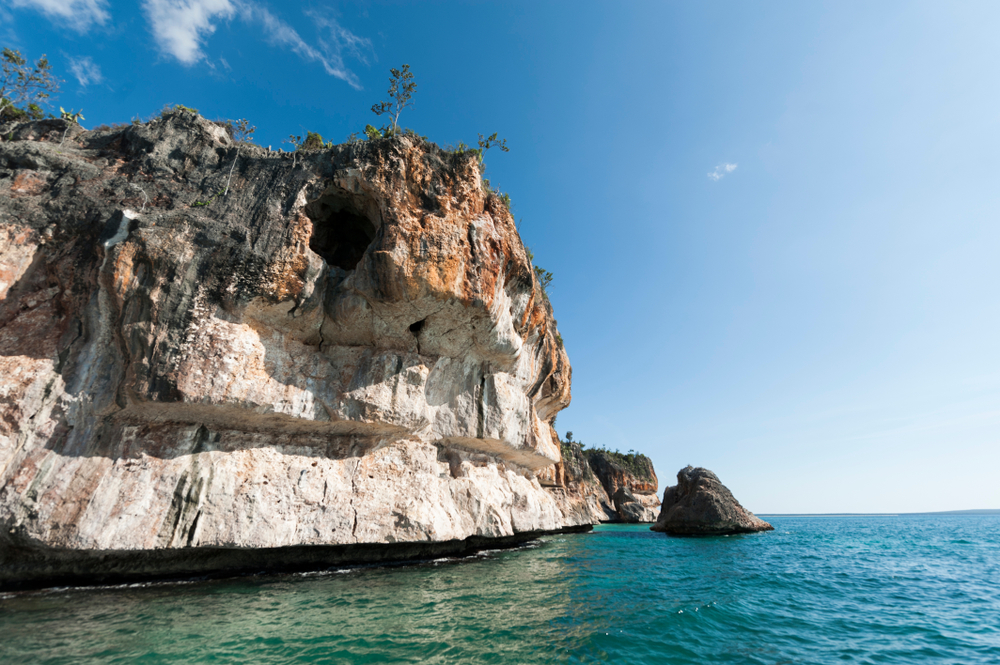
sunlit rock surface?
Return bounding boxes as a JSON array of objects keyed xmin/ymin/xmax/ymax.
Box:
[{"xmin": 0, "ymin": 111, "xmax": 579, "ymax": 587}]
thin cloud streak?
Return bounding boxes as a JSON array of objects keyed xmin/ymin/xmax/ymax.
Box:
[
  {"xmin": 140, "ymin": 0, "xmax": 370, "ymax": 88},
  {"xmin": 9, "ymin": 0, "xmax": 110, "ymax": 31},
  {"xmin": 708, "ymin": 163, "xmax": 738, "ymax": 181},
  {"xmin": 243, "ymin": 5, "xmax": 370, "ymax": 89},
  {"xmin": 68, "ymin": 56, "xmax": 103, "ymax": 86}
]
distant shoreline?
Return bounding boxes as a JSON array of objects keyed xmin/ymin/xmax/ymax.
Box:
[{"xmin": 759, "ymin": 509, "xmax": 1000, "ymax": 517}]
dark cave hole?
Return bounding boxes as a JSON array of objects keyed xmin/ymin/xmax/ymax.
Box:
[
  {"xmin": 409, "ymin": 319, "xmax": 426, "ymax": 335},
  {"xmin": 305, "ymin": 189, "xmax": 377, "ymax": 271}
]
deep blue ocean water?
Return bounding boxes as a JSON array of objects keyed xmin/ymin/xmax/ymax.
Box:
[{"xmin": 1, "ymin": 515, "xmax": 998, "ymax": 664}]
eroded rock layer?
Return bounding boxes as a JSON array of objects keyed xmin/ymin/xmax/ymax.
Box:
[{"xmin": 0, "ymin": 112, "xmax": 578, "ymax": 587}]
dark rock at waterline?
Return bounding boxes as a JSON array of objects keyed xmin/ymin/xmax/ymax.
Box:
[{"xmin": 650, "ymin": 466, "xmax": 773, "ymax": 535}]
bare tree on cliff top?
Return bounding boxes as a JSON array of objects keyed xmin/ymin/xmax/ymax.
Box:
[{"xmin": 371, "ymin": 64, "xmax": 416, "ymax": 135}]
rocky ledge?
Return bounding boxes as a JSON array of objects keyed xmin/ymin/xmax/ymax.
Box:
[
  {"xmin": 0, "ymin": 110, "xmax": 586, "ymax": 589},
  {"xmin": 651, "ymin": 466, "xmax": 773, "ymax": 535}
]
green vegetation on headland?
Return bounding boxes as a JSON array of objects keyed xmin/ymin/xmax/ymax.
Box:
[{"xmin": 563, "ymin": 432, "xmax": 655, "ymax": 482}]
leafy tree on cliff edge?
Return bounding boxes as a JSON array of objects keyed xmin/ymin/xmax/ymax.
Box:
[
  {"xmin": 371, "ymin": 64, "xmax": 416, "ymax": 136},
  {"xmin": 0, "ymin": 48, "xmax": 60, "ymax": 122}
]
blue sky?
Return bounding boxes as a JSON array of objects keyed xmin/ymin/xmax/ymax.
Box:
[{"xmin": 4, "ymin": 1, "xmax": 998, "ymax": 513}]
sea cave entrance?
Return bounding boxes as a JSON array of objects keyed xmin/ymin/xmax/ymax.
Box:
[{"xmin": 305, "ymin": 188, "xmax": 377, "ymax": 271}]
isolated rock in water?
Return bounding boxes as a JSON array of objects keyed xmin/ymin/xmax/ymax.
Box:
[
  {"xmin": 612, "ymin": 486, "xmax": 658, "ymax": 523},
  {"xmin": 651, "ymin": 466, "xmax": 773, "ymax": 535},
  {"xmin": 0, "ymin": 111, "xmax": 578, "ymax": 588}
]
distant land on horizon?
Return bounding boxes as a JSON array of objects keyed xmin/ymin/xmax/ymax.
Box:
[{"xmin": 758, "ymin": 509, "xmax": 1000, "ymax": 516}]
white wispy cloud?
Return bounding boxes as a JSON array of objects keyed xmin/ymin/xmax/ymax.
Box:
[
  {"xmin": 9, "ymin": 0, "xmax": 110, "ymax": 31},
  {"xmin": 142, "ymin": 0, "xmax": 237, "ymax": 65},
  {"xmin": 708, "ymin": 163, "xmax": 738, "ymax": 181},
  {"xmin": 241, "ymin": 5, "xmax": 370, "ymax": 89},
  {"xmin": 68, "ymin": 56, "xmax": 103, "ymax": 86},
  {"xmin": 140, "ymin": 0, "xmax": 370, "ymax": 88},
  {"xmin": 306, "ymin": 10, "xmax": 373, "ymax": 89}
]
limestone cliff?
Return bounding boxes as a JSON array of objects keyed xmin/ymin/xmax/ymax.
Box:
[
  {"xmin": 545, "ymin": 440, "xmax": 661, "ymax": 524},
  {"xmin": 547, "ymin": 437, "xmax": 616, "ymax": 523},
  {"xmin": 585, "ymin": 450, "xmax": 660, "ymax": 522},
  {"xmin": 0, "ymin": 111, "xmax": 579, "ymax": 588}
]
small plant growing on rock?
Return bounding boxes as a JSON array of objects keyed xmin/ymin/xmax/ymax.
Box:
[
  {"xmin": 371, "ymin": 64, "xmax": 416, "ymax": 136},
  {"xmin": 477, "ymin": 132, "xmax": 508, "ymax": 160},
  {"xmin": 284, "ymin": 134, "xmax": 302, "ymax": 167},
  {"xmin": 534, "ymin": 265, "xmax": 553, "ymax": 291},
  {"xmin": 0, "ymin": 47, "xmax": 60, "ymax": 122},
  {"xmin": 220, "ymin": 118, "xmax": 255, "ymax": 143},
  {"xmin": 300, "ymin": 131, "xmax": 334, "ymax": 150},
  {"xmin": 58, "ymin": 107, "xmax": 84, "ymax": 146},
  {"xmin": 450, "ymin": 133, "xmax": 510, "ymax": 163},
  {"xmin": 59, "ymin": 107, "xmax": 83, "ymax": 123}
]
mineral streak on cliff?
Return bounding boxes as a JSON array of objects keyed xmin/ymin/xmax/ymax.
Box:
[{"xmin": 0, "ymin": 110, "xmax": 580, "ymax": 587}]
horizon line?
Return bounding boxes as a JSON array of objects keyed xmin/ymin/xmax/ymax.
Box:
[{"xmin": 757, "ymin": 509, "xmax": 1000, "ymax": 516}]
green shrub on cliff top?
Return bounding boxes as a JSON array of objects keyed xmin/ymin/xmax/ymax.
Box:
[
  {"xmin": 582, "ymin": 445, "xmax": 655, "ymax": 482},
  {"xmin": 170, "ymin": 104, "xmax": 199, "ymax": 115},
  {"xmin": 1, "ymin": 47, "xmax": 60, "ymax": 122},
  {"xmin": 301, "ymin": 131, "xmax": 325, "ymax": 150}
]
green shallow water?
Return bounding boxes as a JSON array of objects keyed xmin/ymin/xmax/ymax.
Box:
[{"xmin": 2, "ymin": 516, "xmax": 999, "ymax": 664}]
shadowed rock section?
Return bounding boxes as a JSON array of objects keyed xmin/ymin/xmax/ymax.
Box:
[
  {"xmin": 651, "ymin": 466, "xmax": 773, "ymax": 535},
  {"xmin": 0, "ymin": 110, "xmax": 576, "ymax": 588}
]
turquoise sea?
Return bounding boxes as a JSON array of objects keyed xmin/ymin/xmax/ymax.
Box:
[{"xmin": 1, "ymin": 516, "xmax": 998, "ymax": 664}]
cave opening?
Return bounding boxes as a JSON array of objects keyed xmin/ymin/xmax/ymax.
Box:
[
  {"xmin": 409, "ymin": 319, "xmax": 426, "ymax": 335},
  {"xmin": 304, "ymin": 189, "xmax": 377, "ymax": 271}
]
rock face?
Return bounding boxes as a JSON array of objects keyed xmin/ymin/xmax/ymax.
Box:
[
  {"xmin": 586, "ymin": 450, "xmax": 659, "ymax": 522},
  {"xmin": 651, "ymin": 466, "xmax": 773, "ymax": 535},
  {"xmin": 0, "ymin": 111, "xmax": 580, "ymax": 588},
  {"xmin": 548, "ymin": 438, "xmax": 616, "ymax": 523}
]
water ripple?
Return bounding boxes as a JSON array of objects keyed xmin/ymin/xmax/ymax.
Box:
[{"xmin": 1, "ymin": 515, "xmax": 999, "ymax": 663}]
